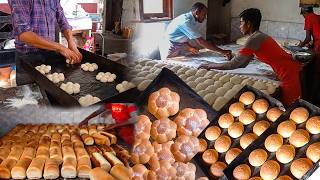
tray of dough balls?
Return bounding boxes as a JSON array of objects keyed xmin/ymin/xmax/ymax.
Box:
[
  {"xmin": 224, "ymin": 99, "xmax": 320, "ymax": 180},
  {"xmin": 193, "ymin": 85, "xmax": 285, "ymax": 179},
  {"xmin": 127, "ymin": 59, "xmax": 280, "ymax": 110},
  {"xmin": 131, "ymin": 68, "xmax": 220, "ymax": 179},
  {"xmin": 0, "ymin": 123, "xmax": 132, "ymax": 180},
  {"xmin": 21, "ymin": 49, "xmax": 138, "ymax": 107}
]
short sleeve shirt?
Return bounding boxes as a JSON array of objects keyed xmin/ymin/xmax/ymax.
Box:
[{"xmin": 304, "ymin": 13, "xmax": 320, "ymax": 40}]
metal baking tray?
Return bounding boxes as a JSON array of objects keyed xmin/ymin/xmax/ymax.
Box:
[
  {"xmin": 21, "ymin": 49, "xmax": 140, "ymax": 107},
  {"xmin": 193, "ymin": 85, "xmax": 285, "ymax": 179},
  {"xmin": 224, "ymin": 99, "xmax": 320, "ymax": 180}
]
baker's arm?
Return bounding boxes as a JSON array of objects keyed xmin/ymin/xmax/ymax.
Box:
[
  {"xmin": 199, "ymin": 55, "xmax": 252, "ymax": 70},
  {"xmin": 299, "ymin": 30, "xmax": 312, "ymax": 47}
]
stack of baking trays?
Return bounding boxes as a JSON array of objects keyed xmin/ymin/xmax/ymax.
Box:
[
  {"xmin": 0, "ymin": 123, "xmax": 131, "ymax": 179},
  {"xmin": 21, "ymin": 49, "xmax": 140, "ymax": 107}
]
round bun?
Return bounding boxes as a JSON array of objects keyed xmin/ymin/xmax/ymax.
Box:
[
  {"xmin": 239, "ymin": 91, "xmax": 255, "ymax": 105},
  {"xmin": 198, "ymin": 138, "xmax": 208, "ymax": 153},
  {"xmin": 171, "ymin": 135, "xmax": 200, "ymax": 162},
  {"xmin": 229, "ymin": 102, "xmax": 245, "ymax": 117},
  {"xmin": 248, "ymin": 149, "xmax": 268, "ymax": 167},
  {"xmin": 147, "ymin": 160, "xmax": 177, "ymax": 179},
  {"xmin": 131, "ymin": 139, "xmax": 154, "ymax": 164},
  {"xmin": 264, "ymin": 134, "xmax": 283, "ymax": 152},
  {"xmin": 306, "ymin": 142, "xmax": 320, "ymax": 163},
  {"xmin": 290, "ymin": 107, "xmax": 309, "ymax": 124},
  {"xmin": 150, "ymin": 118, "xmax": 177, "ymax": 143},
  {"xmin": 210, "ymin": 161, "xmax": 227, "ymax": 177},
  {"xmin": 173, "ymin": 162, "xmax": 196, "ymax": 180},
  {"xmin": 150, "ymin": 141, "xmax": 175, "ymax": 165},
  {"xmin": 276, "ymin": 144, "xmax": 295, "ymax": 164},
  {"xmin": 228, "ymin": 122, "xmax": 244, "ymax": 138},
  {"xmin": 252, "ymin": 99, "xmax": 269, "ymax": 114},
  {"xmin": 240, "ymin": 133, "xmax": 258, "ymax": 149},
  {"xmin": 214, "ymin": 135, "xmax": 232, "ymax": 153},
  {"xmin": 276, "ymin": 175, "xmax": 293, "ymax": 180},
  {"xmin": 266, "ymin": 107, "xmax": 283, "ymax": 122},
  {"xmin": 239, "ymin": 109, "xmax": 256, "ymax": 125},
  {"xmin": 277, "ymin": 120, "xmax": 296, "ymax": 138},
  {"xmin": 202, "ymin": 149, "xmax": 218, "ymax": 164},
  {"xmin": 233, "ymin": 164, "xmax": 251, "ymax": 180},
  {"xmin": 148, "ymin": 87, "xmax": 180, "ymax": 119},
  {"xmin": 289, "ymin": 129, "xmax": 310, "ymax": 148},
  {"xmin": 290, "ymin": 158, "xmax": 313, "ymax": 179},
  {"xmin": 306, "ymin": 116, "xmax": 320, "ymax": 134},
  {"xmin": 135, "ymin": 115, "xmax": 152, "ymax": 140},
  {"xmin": 225, "ymin": 148, "xmax": 242, "ymax": 164},
  {"xmin": 253, "ymin": 120, "xmax": 270, "ymax": 136},
  {"xmin": 205, "ymin": 126, "xmax": 221, "ymax": 141},
  {"xmin": 260, "ymin": 160, "xmax": 280, "ymax": 180},
  {"xmin": 174, "ymin": 108, "xmax": 210, "ymax": 137},
  {"xmin": 131, "ymin": 164, "xmax": 149, "ymax": 180},
  {"xmin": 218, "ymin": 113, "xmax": 234, "ymax": 128}
]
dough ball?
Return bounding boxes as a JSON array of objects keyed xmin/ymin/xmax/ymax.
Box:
[
  {"xmin": 290, "ymin": 107, "xmax": 309, "ymax": 124},
  {"xmin": 83, "ymin": 66, "xmax": 89, "ymax": 71},
  {"xmin": 194, "ymin": 77, "xmax": 206, "ymax": 84},
  {"xmin": 206, "ymin": 85, "xmax": 218, "ymax": 93},
  {"xmin": 203, "ymin": 93, "xmax": 218, "ymax": 105},
  {"xmin": 195, "ymin": 69, "xmax": 207, "ymax": 77},
  {"xmin": 253, "ymin": 81, "xmax": 267, "ymax": 90},
  {"xmin": 219, "ymin": 74, "xmax": 231, "ymax": 83},
  {"xmin": 277, "ymin": 120, "xmax": 296, "ymax": 138},
  {"xmin": 213, "ymin": 81, "xmax": 223, "ymax": 88},
  {"xmin": 241, "ymin": 78, "xmax": 254, "ymax": 86},
  {"xmin": 249, "ymin": 149, "xmax": 268, "ymax": 167},
  {"xmin": 253, "ymin": 120, "xmax": 270, "ymax": 136},
  {"xmin": 223, "ymin": 82, "xmax": 234, "ymax": 90},
  {"xmin": 195, "ymin": 83, "xmax": 207, "ymax": 92},
  {"xmin": 230, "ymin": 76, "xmax": 243, "ymax": 84},
  {"xmin": 264, "ymin": 134, "xmax": 283, "ymax": 152},
  {"xmin": 224, "ymin": 89, "xmax": 238, "ymax": 99},
  {"xmin": 215, "ymin": 87, "xmax": 228, "ymax": 97},
  {"xmin": 197, "ymin": 90, "xmax": 211, "ymax": 97},
  {"xmin": 186, "ymin": 81, "xmax": 197, "ymax": 89},
  {"xmin": 289, "ymin": 129, "xmax": 310, "ymax": 148},
  {"xmin": 225, "ymin": 148, "xmax": 242, "ymax": 164}
]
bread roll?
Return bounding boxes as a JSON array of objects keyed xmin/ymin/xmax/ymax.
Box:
[
  {"xmin": 11, "ymin": 158, "xmax": 32, "ymax": 179},
  {"xmin": 36, "ymin": 148, "xmax": 49, "ymax": 160},
  {"xmin": 202, "ymin": 149, "xmax": 218, "ymax": 164},
  {"xmin": 289, "ymin": 129, "xmax": 310, "ymax": 148},
  {"xmin": 306, "ymin": 116, "xmax": 320, "ymax": 134},
  {"xmin": 151, "ymin": 117, "xmax": 177, "ymax": 143},
  {"xmin": 252, "ymin": 99, "xmax": 269, "ymax": 114},
  {"xmin": 290, "ymin": 158, "xmax": 313, "ymax": 179},
  {"xmin": 7, "ymin": 147, "xmax": 23, "ymax": 161},
  {"xmin": 79, "ymin": 127, "xmax": 89, "ymax": 135},
  {"xmin": 276, "ymin": 175, "xmax": 293, "ymax": 180},
  {"xmin": 225, "ymin": 148, "xmax": 242, "ymax": 164},
  {"xmin": 239, "ymin": 109, "xmax": 256, "ymax": 125},
  {"xmin": 51, "ymin": 133, "xmax": 61, "ymax": 142},
  {"xmin": 88, "ymin": 125, "xmax": 98, "ymax": 136},
  {"xmin": 199, "ymin": 138, "xmax": 208, "ymax": 153},
  {"xmin": 0, "ymin": 148, "xmax": 10, "ymax": 162},
  {"xmin": 20, "ymin": 147, "xmax": 35, "ymax": 160},
  {"xmin": 77, "ymin": 156, "xmax": 92, "ymax": 178},
  {"xmin": 229, "ymin": 102, "xmax": 245, "ymax": 117},
  {"xmin": 228, "ymin": 122, "xmax": 244, "ymax": 138},
  {"xmin": 266, "ymin": 107, "xmax": 283, "ymax": 122},
  {"xmin": 130, "ymin": 164, "xmax": 149, "ymax": 180},
  {"xmin": 210, "ymin": 161, "xmax": 227, "ymax": 177},
  {"xmin": 253, "ymin": 120, "xmax": 270, "ymax": 136},
  {"xmin": 277, "ymin": 120, "xmax": 296, "ymax": 138},
  {"xmin": 218, "ymin": 113, "xmax": 234, "ymax": 128},
  {"xmin": 306, "ymin": 142, "xmax": 320, "ymax": 163},
  {"xmin": 171, "ymin": 135, "xmax": 199, "ymax": 162},
  {"xmin": 239, "ymin": 91, "xmax": 255, "ymax": 105},
  {"xmin": 75, "ymin": 147, "xmax": 90, "ymax": 160},
  {"xmin": 131, "ymin": 139, "xmax": 154, "ymax": 164},
  {"xmin": 62, "ymin": 146, "xmax": 76, "ymax": 161},
  {"xmin": 240, "ymin": 133, "xmax": 258, "ymax": 149},
  {"xmin": 50, "ymin": 147, "xmax": 63, "ymax": 165},
  {"xmin": 26, "ymin": 157, "xmax": 46, "ymax": 179},
  {"xmin": 61, "ymin": 157, "xmax": 77, "ymax": 178},
  {"xmin": 89, "ymin": 167, "xmax": 115, "ymax": 180},
  {"xmin": 290, "ymin": 107, "xmax": 309, "ymax": 124},
  {"xmin": 233, "ymin": 164, "xmax": 251, "ymax": 180},
  {"xmin": 260, "ymin": 160, "xmax": 280, "ymax": 180},
  {"xmin": 99, "ymin": 132, "xmax": 117, "ymax": 145},
  {"xmin": 110, "ymin": 164, "xmax": 131, "ymax": 180},
  {"xmin": 81, "ymin": 134, "xmax": 94, "ymax": 145},
  {"xmin": 248, "ymin": 149, "xmax": 268, "ymax": 167},
  {"xmin": 43, "ymin": 158, "xmax": 59, "ymax": 179},
  {"xmin": 214, "ymin": 135, "xmax": 232, "ymax": 153},
  {"xmin": 93, "ymin": 152, "xmax": 111, "ymax": 172},
  {"xmin": 92, "ymin": 133, "xmax": 111, "ymax": 146},
  {"xmin": 264, "ymin": 134, "xmax": 283, "ymax": 152},
  {"xmin": 0, "ymin": 159, "xmax": 17, "ymax": 179},
  {"xmin": 173, "ymin": 162, "xmax": 196, "ymax": 180},
  {"xmin": 205, "ymin": 126, "xmax": 221, "ymax": 141}
]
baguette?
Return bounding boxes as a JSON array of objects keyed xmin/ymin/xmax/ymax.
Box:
[
  {"xmin": 43, "ymin": 158, "xmax": 59, "ymax": 179},
  {"xmin": 81, "ymin": 134, "xmax": 94, "ymax": 145},
  {"xmin": 100, "ymin": 132, "xmax": 117, "ymax": 144},
  {"xmin": 89, "ymin": 167, "xmax": 115, "ymax": 180},
  {"xmin": 11, "ymin": 158, "xmax": 32, "ymax": 179},
  {"xmin": 77, "ymin": 156, "xmax": 92, "ymax": 178},
  {"xmin": 92, "ymin": 133, "xmax": 110, "ymax": 146},
  {"xmin": 110, "ymin": 164, "xmax": 131, "ymax": 180},
  {"xmin": 26, "ymin": 157, "xmax": 45, "ymax": 179},
  {"xmin": 20, "ymin": 147, "xmax": 35, "ymax": 160},
  {"xmin": 92, "ymin": 152, "xmax": 111, "ymax": 172},
  {"xmin": 0, "ymin": 158, "xmax": 17, "ymax": 179},
  {"xmin": 61, "ymin": 157, "xmax": 77, "ymax": 178}
]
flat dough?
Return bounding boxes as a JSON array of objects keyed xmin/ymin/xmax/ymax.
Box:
[
  {"xmin": 206, "ymin": 85, "xmax": 218, "ymax": 93},
  {"xmin": 203, "ymin": 93, "xmax": 218, "ymax": 105},
  {"xmin": 215, "ymin": 87, "xmax": 228, "ymax": 97},
  {"xmin": 195, "ymin": 83, "xmax": 208, "ymax": 92},
  {"xmin": 197, "ymin": 89, "xmax": 211, "ymax": 97},
  {"xmin": 223, "ymin": 82, "xmax": 234, "ymax": 90},
  {"xmin": 212, "ymin": 97, "xmax": 228, "ymax": 110},
  {"xmin": 230, "ymin": 76, "xmax": 243, "ymax": 84},
  {"xmin": 195, "ymin": 69, "xmax": 207, "ymax": 77},
  {"xmin": 253, "ymin": 81, "xmax": 267, "ymax": 90},
  {"xmin": 78, "ymin": 94, "xmax": 101, "ymax": 107},
  {"xmin": 194, "ymin": 77, "xmax": 206, "ymax": 84},
  {"xmin": 138, "ymin": 80, "xmax": 152, "ymax": 91},
  {"xmin": 185, "ymin": 69, "xmax": 197, "ymax": 76},
  {"xmin": 60, "ymin": 82, "xmax": 80, "ymax": 94},
  {"xmin": 219, "ymin": 74, "xmax": 231, "ymax": 83}
]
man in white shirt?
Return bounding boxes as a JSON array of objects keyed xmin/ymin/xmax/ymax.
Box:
[{"xmin": 160, "ymin": 2, "xmax": 232, "ymax": 60}]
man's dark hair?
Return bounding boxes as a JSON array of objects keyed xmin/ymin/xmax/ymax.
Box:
[
  {"xmin": 191, "ymin": 2, "xmax": 207, "ymax": 11},
  {"xmin": 239, "ymin": 8, "xmax": 262, "ymax": 31},
  {"xmin": 301, "ymin": 6, "xmax": 313, "ymax": 14}
]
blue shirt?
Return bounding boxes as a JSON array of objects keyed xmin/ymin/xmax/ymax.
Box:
[{"xmin": 165, "ymin": 12, "xmax": 202, "ymax": 43}]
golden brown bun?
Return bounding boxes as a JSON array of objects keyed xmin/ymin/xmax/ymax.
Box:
[
  {"xmin": 228, "ymin": 122, "xmax": 244, "ymax": 138},
  {"xmin": 253, "ymin": 120, "xmax": 270, "ymax": 136},
  {"xmin": 266, "ymin": 107, "xmax": 283, "ymax": 122},
  {"xmin": 276, "ymin": 144, "xmax": 295, "ymax": 164},
  {"xmin": 199, "ymin": 138, "xmax": 208, "ymax": 153},
  {"xmin": 174, "ymin": 108, "xmax": 209, "ymax": 137},
  {"xmin": 248, "ymin": 149, "xmax": 268, "ymax": 167},
  {"xmin": 240, "ymin": 133, "xmax": 258, "ymax": 149},
  {"xmin": 214, "ymin": 135, "xmax": 232, "ymax": 153},
  {"xmin": 171, "ymin": 135, "xmax": 200, "ymax": 162},
  {"xmin": 150, "ymin": 141, "xmax": 175, "ymax": 165},
  {"xmin": 290, "ymin": 158, "xmax": 313, "ymax": 179},
  {"xmin": 110, "ymin": 164, "xmax": 131, "ymax": 180},
  {"xmin": 0, "ymin": 158, "xmax": 17, "ymax": 179},
  {"xmin": 277, "ymin": 120, "xmax": 296, "ymax": 138},
  {"xmin": 135, "ymin": 115, "xmax": 152, "ymax": 140},
  {"xmin": 306, "ymin": 116, "xmax": 320, "ymax": 134},
  {"xmin": 21, "ymin": 147, "xmax": 36, "ymax": 160},
  {"xmin": 260, "ymin": 160, "xmax": 280, "ymax": 180},
  {"xmin": 89, "ymin": 167, "xmax": 115, "ymax": 180},
  {"xmin": 290, "ymin": 107, "xmax": 309, "ymax": 124},
  {"xmin": 264, "ymin": 134, "xmax": 283, "ymax": 152},
  {"xmin": 131, "ymin": 139, "xmax": 154, "ymax": 164},
  {"xmin": 229, "ymin": 102, "xmax": 245, "ymax": 117},
  {"xmin": 81, "ymin": 134, "xmax": 94, "ymax": 145},
  {"xmin": 210, "ymin": 161, "xmax": 227, "ymax": 177},
  {"xmin": 77, "ymin": 157, "xmax": 92, "ymax": 178},
  {"xmin": 11, "ymin": 158, "xmax": 32, "ymax": 179},
  {"xmin": 306, "ymin": 142, "xmax": 320, "ymax": 163},
  {"xmin": 147, "ymin": 161, "xmax": 177, "ymax": 180},
  {"xmin": 218, "ymin": 113, "xmax": 235, "ymax": 128},
  {"xmin": 202, "ymin": 149, "xmax": 218, "ymax": 164},
  {"xmin": 276, "ymin": 175, "xmax": 293, "ymax": 180},
  {"xmin": 43, "ymin": 158, "xmax": 59, "ymax": 179},
  {"xmin": 173, "ymin": 162, "xmax": 196, "ymax": 180},
  {"xmin": 205, "ymin": 126, "xmax": 221, "ymax": 141},
  {"xmin": 239, "ymin": 91, "xmax": 255, "ymax": 105},
  {"xmin": 233, "ymin": 164, "xmax": 251, "ymax": 180},
  {"xmin": 239, "ymin": 109, "xmax": 256, "ymax": 125},
  {"xmin": 252, "ymin": 99, "xmax": 269, "ymax": 114},
  {"xmin": 26, "ymin": 157, "xmax": 46, "ymax": 179},
  {"xmin": 7, "ymin": 147, "xmax": 23, "ymax": 161},
  {"xmin": 151, "ymin": 118, "xmax": 177, "ymax": 143},
  {"xmin": 148, "ymin": 87, "xmax": 180, "ymax": 119},
  {"xmin": 130, "ymin": 164, "xmax": 149, "ymax": 180},
  {"xmin": 289, "ymin": 129, "xmax": 310, "ymax": 148},
  {"xmin": 61, "ymin": 157, "xmax": 77, "ymax": 178},
  {"xmin": 92, "ymin": 133, "xmax": 110, "ymax": 146},
  {"xmin": 225, "ymin": 148, "xmax": 242, "ymax": 164}
]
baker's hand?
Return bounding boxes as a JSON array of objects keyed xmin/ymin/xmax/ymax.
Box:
[
  {"xmin": 59, "ymin": 46, "xmax": 79, "ymax": 63},
  {"xmin": 198, "ymin": 63, "xmax": 218, "ymax": 70},
  {"xmin": 68, "ymin": 42, "xmax": 83, "ymax": 63},
  {"xmin": 222, "ymin": 50, "xmax": 233, "ymax": 60},
  {"xmin": 188, "ymin": 47, "xmax": 199, "ymax": 55}
]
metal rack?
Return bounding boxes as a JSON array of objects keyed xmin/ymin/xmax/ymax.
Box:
[{"xmin": 0, "ymin": 11, "xmax": 15, "ymax": 67}]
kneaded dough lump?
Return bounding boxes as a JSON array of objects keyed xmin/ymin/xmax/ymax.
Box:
[
  {"xmin": 96, "ymin": 72, "xmax": 117, "ymax": 83},
  {"xmin": 81, "ymin": 63, "xmax": 98, "ymax": 72},
  {"xmin": 47, "ymin": 73, "xmax": 65, "ymax": 83},
  {"xmin": 78, "ymin": 94, "xmax": 101, "ymax": 107},
  {"xmin": 35, "ymin": 64, "xmax": 51, "ymax": 74},
  {"xmin": 116, "ymin": 81, "xmax": 136, "ymax": 93},
  {"xmin": 60, "ymin": 82, "xmax": 80, "ymax": 95}
]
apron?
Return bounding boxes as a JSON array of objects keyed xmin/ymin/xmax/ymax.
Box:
[{"xmin": 313, "ymin": 40, "xmax": 320, "ymax": 103}]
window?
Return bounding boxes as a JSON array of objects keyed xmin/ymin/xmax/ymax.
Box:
[{"xmin": 139, "ymin": 0, "xmax": 172, "ymax": 21}]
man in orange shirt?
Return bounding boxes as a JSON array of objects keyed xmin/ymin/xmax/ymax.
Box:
[
  {"xmin": 299, "ymin": 6, "xmax": 320, "ymax": 104},
  {"xmin": 200, "ymin": 8, "xmax": 302, "ymax": 106}
]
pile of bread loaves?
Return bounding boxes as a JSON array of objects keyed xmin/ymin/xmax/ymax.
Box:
[
  {"xmin": 0, "ymin": 124, "xmax": 131, "ymax": 180},
  {"xmin": 131, "ymin": 87, "xmax": 210, "ymax": 179}
]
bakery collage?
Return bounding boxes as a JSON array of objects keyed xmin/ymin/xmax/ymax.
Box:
[{"xmin": 1, "ymin": 0, "xmax": 320, "ymax": 179}]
